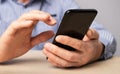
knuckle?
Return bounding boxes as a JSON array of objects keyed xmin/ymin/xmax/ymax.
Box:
[
  {"xmin": 77, "ymin": 42, "xmax": 84, "ymax": 51},
  {"xmin": 36, "ymin": 14, "xmax": 50, "ymax": 22},
  {"xmin": 43, "ymin": 13, "xmax": 50, "ymax": 19},
  {"xmin": 53, "ymin": 49, "xmax": 58, "ymax": 53},
  {"xmin": 52, "ymin": 46, "xmax": 58, "ymax": 53}
]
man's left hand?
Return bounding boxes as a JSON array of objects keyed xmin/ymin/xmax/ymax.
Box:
[{"xmin": 43, "ymin": 29, "xmax": 103, "ymax": 68}]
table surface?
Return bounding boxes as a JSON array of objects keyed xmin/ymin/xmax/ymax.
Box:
[{"xmin": 0, "ymin": 50, "xmax": 120, "ymax": 74}]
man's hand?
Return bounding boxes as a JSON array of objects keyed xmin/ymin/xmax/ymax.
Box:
[
  {"xmin": 43, "ymin": 29, "xmax": 103, "ymax": 68},
  {"xmin": 0, "ymin": 10, "xmax": 56, "ymax": 62}
]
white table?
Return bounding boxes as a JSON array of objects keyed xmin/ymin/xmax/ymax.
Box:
[{"xmin": 0, "ymin": 50, "xmax": 120, "ymax": 74}]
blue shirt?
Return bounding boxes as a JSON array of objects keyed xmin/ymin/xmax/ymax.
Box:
[{"xmin": 0, "ymin": 0, "xmax": 117, "ymax": 60}]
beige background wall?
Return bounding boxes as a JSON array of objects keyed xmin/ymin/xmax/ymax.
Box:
[{"xmin": 75, "ymin": 0, "xmax": 120, "ymax": 56}]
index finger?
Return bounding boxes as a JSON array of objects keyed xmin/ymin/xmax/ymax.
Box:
[
  {"xmin": 55, "ymin": 35, "xmax": 84, "ymax": 51},
  {"xmin": 18, "ymin": 11, "xmax": 56, "ymax": 26}
]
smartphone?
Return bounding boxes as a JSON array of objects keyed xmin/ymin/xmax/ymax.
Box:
[{"xmin": 52, "ymin": 9, "xmax": 97, "ymax": 51}]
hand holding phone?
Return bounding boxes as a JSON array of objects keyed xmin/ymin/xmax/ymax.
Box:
[{"xmin": 53, "ymin": 9, "xmax": 97, "ymax": 51}]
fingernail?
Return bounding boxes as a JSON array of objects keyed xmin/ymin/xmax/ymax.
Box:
[{"xmin": 50, "ymin": 17, "xmax": 57, "ymax": 25}]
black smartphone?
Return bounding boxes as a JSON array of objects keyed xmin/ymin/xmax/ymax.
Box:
[{"xmin": 52, "ymin": 9, "xmax": 97, "ymax": 51}]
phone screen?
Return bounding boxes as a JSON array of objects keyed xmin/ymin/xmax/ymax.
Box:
[{"xmin": 53, "ymin": 9, "xmax": 97, "ymax": 51}]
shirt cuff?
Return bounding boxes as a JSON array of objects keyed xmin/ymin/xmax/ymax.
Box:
[{"xmin": 98, "ymin": 36, "xmax": 117, "ymax": 60}]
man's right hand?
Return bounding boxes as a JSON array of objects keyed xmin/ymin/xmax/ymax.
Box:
[{"xmin": 0, "ymin": 10, "xmax": 56, "ymax": 62}]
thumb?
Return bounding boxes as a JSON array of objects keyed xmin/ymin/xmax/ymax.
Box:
[
  {"xmin": 83, "ymin": 29, "xmax": 99, "ymax": 41},
  {"xmin": 31, "ymin": 30, "xmax": 54, "ymax": 47}
]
